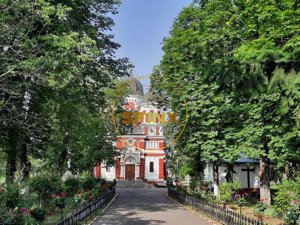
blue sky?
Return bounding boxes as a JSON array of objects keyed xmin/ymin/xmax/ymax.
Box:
[{"xmin": 111, "ymin": 0, "xmax": 192, "ymax": 90}]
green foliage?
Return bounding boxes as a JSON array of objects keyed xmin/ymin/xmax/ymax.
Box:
[
  {"xmin": 30, "ymin": 208, "xmax": 47, "ymax": 223},
  {"xmin": 3, "ymin": 210, "xmax": 24, "ymax": 224},
  {"xmin": 28, "ymin": 175, "xmax": 63, "ymax": 205},
  {"xmin": 0, "ymin": 183, "xmax": 21, "ymax": 209},
  {"xmin": 237, "ymin": 197, "xmax": 247, "ymax": 207},
  {"xmin": 254, "ymin": 201, "xmax": 269, "ymax": 215},
  {"xmin": 0, "ymin": 0, "xmax": 128, "ymax": 183},
  {"xmin": 81, "ymin": 177, "xmax": 97, "ymax": 191},
  {"xmin": 285, "ymin": 205, "xmax": 300, "ymax": 225},
  {"xmin": 220, "ymin": 181, "xmax": 241, "ymax": 201},
  {"xmin": 188, "ymin": 188, "xmax": 218, "ymax": 204},
  {"xmin": 166, "ymin": 177, "xmax": 175, "ymax": 188},
  {"xmin": 264, "ymin": 207, "xmax": 279, "ymax": 218},
  {"xmin": 274, "ymin": 178, "xmax": 300, "ymax": 214},
  {"xmin": 151, "ymin": 0, "xmax": 300, "ymax": 204},
  {"xmin": 64, "ymin": 177, "xmax": 82, "ymax": 196},
  {"xmin": 179, "ymin": 163, "xmax": 194, "ymax": 178}
]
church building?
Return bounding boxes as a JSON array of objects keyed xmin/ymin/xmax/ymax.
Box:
[{"xmin": 95, "ymin": 77, "xmax": 166, "ymax": 182}]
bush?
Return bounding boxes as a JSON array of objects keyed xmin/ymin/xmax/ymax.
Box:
[
  {"xmin": 179, "ymin": 164, "xmax": 194, "ymax": 178},
  {"xmin": 64, "ymin": 177, "xmax": 81, "ymax": 196},
  {"xmin": 189, "ymin": 177, "xmax": 206, "ymax": 191},
  {"xmin": 28, "ymin": 175, "xmax": 63, "ymax": 206},
  {"xmin": 220, "ymin": 181, "xmax": 241, "ymax": 201},
  {"xmin": 1, "ymin": 183, "xmax": 21, "ymax": 209},
  {"xmin": 253, "ymin": 201, "xmax": 268, "ymax": 215},
  {"xmin": 264, "ymin": 207, "xmax": 279, "ymax": 218},
  {"xmin": 166, "ymin": 177, "xmax": 174, "ymax": 188},
  {"xmin": 81, "ymin": 177, "xmax": 97, "ymax": 191},
  {"xmin": 91, "ymin": 185, "xmax": 104, "ymax": 199},
  {"xmin": 284, "ymin": 205, "xmax": 300, "ymax": 225},
  {"xmin": 274, "ymin": 178, "xmax": 300, "ymax": 214}
]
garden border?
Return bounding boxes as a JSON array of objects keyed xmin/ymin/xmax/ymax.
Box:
[
  {"xmin": 56, "ymin": 188, "xmax": 116, "ymax": 225},
  {"xmin": 168, "ymin": 188, "xmax": 267, "ymax": 225}
]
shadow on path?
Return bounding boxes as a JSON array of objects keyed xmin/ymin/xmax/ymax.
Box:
[{"xmin": 93, "ymin": 187, "xmax": 211, "ymax": 225}]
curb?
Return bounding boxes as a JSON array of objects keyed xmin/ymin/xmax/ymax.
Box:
[{"xmin": 88, "ymin": 193, "xmax": 118, "ymax": 225}]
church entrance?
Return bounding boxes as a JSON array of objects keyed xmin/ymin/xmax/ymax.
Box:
[{"xmin": 125, "ymin": 164, "xmax": 135, "ymax": 180}]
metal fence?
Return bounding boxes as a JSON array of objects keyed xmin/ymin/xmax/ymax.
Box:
[
  {"xmin": 57, "ymin": 188, "xmax": 116, "ymax": 225},
  {"xmin": 168, "ymin": 188, "xmax": 267, "ymax": 225}
]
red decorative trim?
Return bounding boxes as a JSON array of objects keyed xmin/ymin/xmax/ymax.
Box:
[
  {"xmin": 159, "ymin": 159, "xmax": 164, "ymax": 179},
  {"xmin": 145, "ymin": 153, "xmax": 164, "ymax": 157},
  {"xmin": 95, "ymin": 162, "xmax": 101, "ymax": 178},
  {"xmin": 140, "ymin": 158, "xmax": 145, "ymax": 179},
  {"xmin": 116, "ymin": 158, "xmax": 121, "ymax": 179}
]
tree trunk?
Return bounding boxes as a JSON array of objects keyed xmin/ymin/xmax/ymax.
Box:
[
  {"xmin": 6, "ymin": 128, "xmax": 18, "ymax": 183},
  {"xmin": 59, "ymin": 132, "xmax": 69, "ymax": 176},
  {"xmin": 225, "ymin": 163, "xmax": 234, "ymax": 183},
  {"xmin": 213, "ymin": 163, "xmax": 220, "ymax": 199},
  {"xmin": 259, "ymin": 157, "xmax": 271, "ymax": 205},
  {"xmin": 20, "ymin": 142, "xmax": 31, "ymax": 181}
]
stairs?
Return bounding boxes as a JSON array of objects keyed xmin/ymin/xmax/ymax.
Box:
[{"xmin": 116, "ymin": 180, "xmax": 153, "ymax": 188}]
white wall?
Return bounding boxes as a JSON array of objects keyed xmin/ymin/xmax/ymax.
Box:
[
  {"xmin": 204, "ymin": 163, "xmax": 260, "ymax": 188},
  {"xmin": 144, "ymin": 157, "xmax": 160, "ymax": 181},
  {"xmin": 101, "ymin": 166, "xmax": 116, "ymax": 181}
]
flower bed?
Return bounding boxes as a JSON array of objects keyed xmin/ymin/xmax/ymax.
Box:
[{"xmin": 0, "ymin": 176, "xmax": 114, "ymax": 224}]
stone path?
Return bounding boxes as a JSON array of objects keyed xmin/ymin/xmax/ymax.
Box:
[{"xmin": 92, "ymin": 181, "xmax": 218, "ymax": 225}]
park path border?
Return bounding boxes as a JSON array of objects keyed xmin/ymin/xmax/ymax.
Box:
[
  {"xmin": 167, "ymin": 188, "xmax": 267, "ymax": 225},
  {"xmin": 87, "ymin": 193, "xmax": 118, "ymax": 225},
  {"xmin": 165, "ymin": 193, "xmax": 221, "ymax": 225}
]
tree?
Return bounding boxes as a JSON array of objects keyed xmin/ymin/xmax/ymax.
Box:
[
  {"xmin": 152, "ymin": 0, "xmax": 300, "ymax": 203},
  {"xmin": 0, "ymin": 0, "xmax": 129, "ymax": 182}
]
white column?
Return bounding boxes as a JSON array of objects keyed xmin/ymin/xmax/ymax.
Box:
[
  {"xmin": 136, "ymin": 165, "xmax": 140, "ymax": 179},
  {"xmin": 121, "ymin": 164, "xmax": 125, "ymax": 178}
]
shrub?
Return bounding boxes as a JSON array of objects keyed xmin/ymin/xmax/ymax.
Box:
[
  {"xmin": 274, "ymin": 178, "xmax": 300, "ymax": 214},
  {"xmin": 264, "ymin": 207, "xmax": 279, "ymax": 218},
  {"xmin": 1, "ymin": 183, "xmax": 21, "ymax": 209},
  {"xmin": 253, "ymin": 200, "xmax": 268, "ymax": 215},
  {"xmin": 284, "ymin": 205, "xmax": 300, "ymax": 225},
  {"xmin": 220, "ymin": 181, "xmax": 241, "ymax": 201},
  {"xmin": 166, "ymin": 177, "xmax": 174, "ymax": 188},
  {"xmin": 81, "ymin": 177, "xmax": 97, "ymax": 191},
  {"xmin": 64, "ymin": 177, "xmax": 81, "ymax": 195},
  {"xmin": 179, "ymin": 164, "xmax": 194, "ymax": 178},
  {"xmin": 189, "ymin": 177, "xmax": 207, "ymax": 191},
  {"xmin": 28, "ymin": 175, "xmax": 63, "ymax": 206},
  {"xmin": 4, "ymin": 210, "xmax": 24, "ymax": 224},
  {"xmin": 91, "ymin": 186, "xmax": 102, "ymax": 199}
]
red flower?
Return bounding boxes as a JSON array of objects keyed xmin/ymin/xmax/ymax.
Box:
[
  {"xmin": 20, "ymin": 208, "xmax": 29, "ymax": 215},
  {"xmin": 291, "ymin": 199, "xmax": 299, "ymax": 205},
  {"xmin": 258, "ymin": 213, "xmax": 263, "ymax": 220},
  {"xmin": 51, "ymin": 194, "xmax": 57, "ymax": 198},
  {"xmin": 60, "ymin": 192, "xmax": 67, "ymax": 197}
]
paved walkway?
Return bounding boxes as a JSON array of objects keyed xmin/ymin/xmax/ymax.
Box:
[{"xmin": 92, "ymin": 181, "xmax": 216, "ymax": 225}]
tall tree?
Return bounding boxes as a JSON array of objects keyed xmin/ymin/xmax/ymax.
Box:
[
  {"xmin": 0, "ymin": 0, "xmax": 129, "ymax": 181},
  {"xmin": 152, "ymin": 0, "xmax": 300, "ymax": 203}
]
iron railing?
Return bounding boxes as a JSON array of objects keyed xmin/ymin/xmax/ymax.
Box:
[
  {"xmin": 168, "ymin": 188, "xmax": 267, "ymax": 225},
  {"xmin": 57, "ymin": 188, "xmax": 116, "ymax": 225}
]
